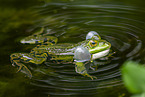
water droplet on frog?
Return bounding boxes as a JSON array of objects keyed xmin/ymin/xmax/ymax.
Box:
[{"xmin": 74, "ymin": 46, "xmax": 91, "ymax": 62}]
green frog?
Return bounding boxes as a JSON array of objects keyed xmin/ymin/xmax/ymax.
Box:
[{"xmin": 10, "ymin": 27, "xmax": 111, "ymax": 80}]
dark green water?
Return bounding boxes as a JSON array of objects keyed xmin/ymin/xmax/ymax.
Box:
[{"xmin": 0, "ymin": 0, "xmax": 145, "ymax": 97}]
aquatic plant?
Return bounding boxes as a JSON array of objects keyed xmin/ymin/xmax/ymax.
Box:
[{"xmin": 121, "ymin": 61, "xmax": 145, "ymax": 97}]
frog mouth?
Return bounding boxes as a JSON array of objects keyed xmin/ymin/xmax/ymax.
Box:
[{"xmin": 91, "ymin": 49, "xmax": 110, "ymax": 60}]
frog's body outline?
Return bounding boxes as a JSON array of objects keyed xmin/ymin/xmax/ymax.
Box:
[{"xmin": 10, "ymin": 27, "xmax": 111, "ymax": 80}]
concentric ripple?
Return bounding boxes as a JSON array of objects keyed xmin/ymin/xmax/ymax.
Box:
[{"xmin": 28, "ymin": 2, "xmax": 145, "ymax": 96}]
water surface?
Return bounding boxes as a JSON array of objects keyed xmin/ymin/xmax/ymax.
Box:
[{"xmin": 0, "ymin": 0, "xmax": 145, "ymax": 97}]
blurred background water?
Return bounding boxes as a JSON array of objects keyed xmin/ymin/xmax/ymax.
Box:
[{"xmin": 0, "ymin": 0, "xmax": 145, "ymax": 97}]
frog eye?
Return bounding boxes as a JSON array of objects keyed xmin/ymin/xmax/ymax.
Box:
[{"xmin": 89, "ymin": 40, "xmax": 98, "ymax": 47}]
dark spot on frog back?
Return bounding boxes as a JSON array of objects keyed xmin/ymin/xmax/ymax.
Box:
[{"xmin": 44, "ymin": 38, "xmax": 47, "ymax": 42}]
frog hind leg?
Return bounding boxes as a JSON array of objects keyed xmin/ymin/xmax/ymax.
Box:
[
  {"xmin": 10, "ymin": 53, "xmax": 32, "ymax": 78},
  {"xmin": 20, "ymin": 27, "xmax": 58, "ymax": 45},
  {"xmin": 21, "ymin": 35, "xmax": 58, "ymax": 45},
  {"xmin": 75, "ymin": 62, "xmax": 97, "ymax": 80},
  {"xmin": 10, "ymin": 52, "xmax": 48, "ymax": 78}
]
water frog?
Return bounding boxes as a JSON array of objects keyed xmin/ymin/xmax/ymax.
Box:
[{"xmin": 10, "ymin": 27, "xmax": 111, "ymax": 80}]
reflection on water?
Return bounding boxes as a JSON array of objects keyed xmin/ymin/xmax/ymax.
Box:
[{"xmin": 23, "ymin": 2, "xmax": 145, "ymax": 96}]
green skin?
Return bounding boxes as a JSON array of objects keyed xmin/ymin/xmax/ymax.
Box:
[{"xmin": 10, "ymin": 28, "xmax": 111, "ymax": 80}]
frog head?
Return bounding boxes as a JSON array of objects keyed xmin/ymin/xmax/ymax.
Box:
[
  {"xmin": 86, "ymin": 31, "xmax": 111, "ymax": 60},
  {"xmin": 73, "ymin": 31, "xmax": 111, "ymax": 79},
  {"xmin": 74, "ymin": 31, "xmax": 111, "ymax": 61},
  {"xmin": 87, "ymin": 39, "xmax": 111, "ymax": 60}
]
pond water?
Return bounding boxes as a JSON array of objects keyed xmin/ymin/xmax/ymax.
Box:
[{"xmin": 0, "ymin": 0, "xmax": 145, "ymax": 97}]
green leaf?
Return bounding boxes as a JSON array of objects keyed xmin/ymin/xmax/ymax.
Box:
[
  {"xmin": 131, "ymin": 92, "xmax": 145, "ymax": 97},
  {"xmin": 121, "ymin": 61, "xmax": 145, "ymax": 94}
]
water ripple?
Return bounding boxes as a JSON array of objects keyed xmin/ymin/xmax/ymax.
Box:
[{"xmin": 28, "ymin": 2, "xmax": 145, "ymax": 96}]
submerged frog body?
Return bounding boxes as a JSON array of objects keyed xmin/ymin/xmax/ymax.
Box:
[{"xmin": 10, "ymin": 28, "xmax": 111, "ymax": 80}]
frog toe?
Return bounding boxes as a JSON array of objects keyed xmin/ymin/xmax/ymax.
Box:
[
  {"xmin": 90, "ymin": 76, "xmax": 97, "ymax": 80},
  {"xmin": 17, "ymin": 64, "xmax": 32, "ymax": 78},
  {"xmin": 12, "ymin": 61, "xmax": 32, "ymax": 78},
  {"xmin": 84, "ymin": 74, "xmax": 97, "ymax": 80}
]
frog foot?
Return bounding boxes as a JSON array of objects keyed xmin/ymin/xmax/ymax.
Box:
[
  {"xmin": 14, "ymin": 61, "xmax": 32, "ymax": 78},
  {"xmin": 107, "ymin": 52, "xmax": 116, "ymax": 58},
  {"xmin": 90, "ymin": 66, "xmax": 98, "ymax": 71},
  {"xmin": 17, "ymin": 63, "xmax": 32, "ymax": 78},
  {"xmin": 83, "ymin": 74, "xmax": 97, "ymax": 80},
  {"xmin": 10, "ymin": 52, "xmax": 48, "ymax": 78}
]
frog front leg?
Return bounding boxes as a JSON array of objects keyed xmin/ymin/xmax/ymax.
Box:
[
  {"xmin": 90, "ymin": 61, "xmax": 98, "ymax": 71},
  {"xmin": 75, "ymin": 62, "xmax": 97, "ymax": 80},
  {"xmin": 10, "ymin": 52, "xmax": 48, "ymax": 78}
]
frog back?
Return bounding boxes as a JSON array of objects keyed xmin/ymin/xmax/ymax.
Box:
[
  {"xmin": 33, "ymin": 40, "xmax": 88, "ymax": 63},
  {"xmin": 47, "ymin": 43, "xmax": 76, "ymax": 63}
]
